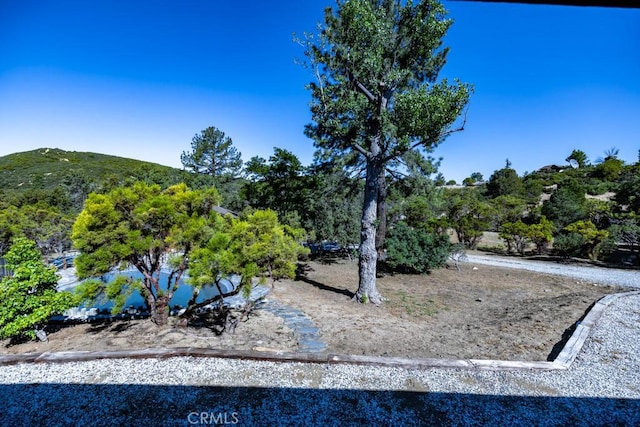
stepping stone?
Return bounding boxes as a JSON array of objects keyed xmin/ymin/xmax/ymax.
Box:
[
  {"xmin": 299, "ymin": 341, "xmax": 327, "ymax": 353},
  {"xmin": 256, "ymin": 300, "xmax": 327, "ymax": 354},
  {"xmin": 297, "ymin": 327, "xmax": 319, "ymax": 335}
]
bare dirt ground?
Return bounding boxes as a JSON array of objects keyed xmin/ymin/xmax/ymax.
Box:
[{"xmin": 1, "ymin": 259, "xmax": 626, "ymax": 361}]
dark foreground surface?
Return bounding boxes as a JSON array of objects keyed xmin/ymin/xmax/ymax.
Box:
[{"xmin": 1, "ymin": 383, "xmax": 639, "ymax": 426}]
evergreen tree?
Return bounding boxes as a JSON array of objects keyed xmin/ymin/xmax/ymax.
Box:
[
  {"xmin": 181, "ymin": 126, "xmax": 243, "ymax": 180},
  {"xmin": 300, "ymin": 0, "xmax": 471, "ymax": 303},
  {"xmin": 485, "ymin": 160, "xmax": 523, "ymax": 198}
]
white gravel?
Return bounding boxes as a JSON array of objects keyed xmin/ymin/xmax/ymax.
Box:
[
  {"xmin": 2, "ymin": 257, "xmax": 639, "ymax": 426},
  {"xmin": 465, "ymin": 254, "xmax": 640, "ymax": 288}
]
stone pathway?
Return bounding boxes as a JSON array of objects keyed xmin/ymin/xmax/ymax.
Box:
[
  {"xmin": 224, "ymin": 285, "xmax": 327, "ymax": 353},
  {"xmin": 257, "ymin": 299, "xmax": 327, "ymax": 353}
]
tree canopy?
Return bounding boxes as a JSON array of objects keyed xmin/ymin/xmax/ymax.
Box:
[
  {"xmin": 72, "ymin": 182, "xmax": 223, "ymax": 325},
  {"xmin": 181, "ymin": 126, "xmax": 243, "ymax": 180},
  {"xmin": 541, "ymin": 180, "xmax": 587, "ymax": 230},
  {"xmin": 243, "ymin": 148, "xmax": 313, "ymax": 223},
  {"xmin": 72, "ymin": 182, "xmax": 307, "ymax": 327},
  {"xmin": 566, "ymin": 149, "xmax": 589, "ymax": 168},
  {"xmin": 485, "ymin": 160, "xmax": 523, "ymax": 199}
]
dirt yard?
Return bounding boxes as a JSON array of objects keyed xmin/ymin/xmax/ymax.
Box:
[{"xmin": 1, "ymin": 258, "xmax": 626, "ymax": 361}]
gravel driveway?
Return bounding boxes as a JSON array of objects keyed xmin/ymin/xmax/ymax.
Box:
[
  {"xmin": 1, "ymin": 256, "xmax": 639, "ymax": 426},
  {"xmin": 465, "ymin": 253, "xmax": 639, "ymax": 288}
]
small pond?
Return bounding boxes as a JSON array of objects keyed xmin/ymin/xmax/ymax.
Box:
[{"xmin": 82, "ymin": 269, "xmax": 239, "ymax": 313}]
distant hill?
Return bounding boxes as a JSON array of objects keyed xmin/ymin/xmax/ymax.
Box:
[{"xmin": 0, "ymin": 148, "xmax": 185, "ymax": 194}]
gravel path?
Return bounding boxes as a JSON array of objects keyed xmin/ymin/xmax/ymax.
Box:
[
  {"xmin": 2, "ymin": 258, "xmax": 639, "ymax": 426},
  {"xmin": 465, "ymin": 253, "xmax": 639, "ymax": 288}
]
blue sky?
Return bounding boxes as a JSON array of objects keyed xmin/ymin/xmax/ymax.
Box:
[{"xmin": 1, "ymin": 1, "xmax": 638, "ymax": 183}]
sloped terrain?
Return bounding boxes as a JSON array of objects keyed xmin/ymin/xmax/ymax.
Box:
[{"xmin": 0, "ymin": 147, "xmax": 184, "ymax": 193}]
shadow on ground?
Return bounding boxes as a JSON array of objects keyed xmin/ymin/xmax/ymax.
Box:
[
  {"xmin": 295, "ymin": 263, "xmax": 355, "ymax": 298},
  {"xmin": 1, "ymin": 383, "xmax": 638, "ymax": 426}
]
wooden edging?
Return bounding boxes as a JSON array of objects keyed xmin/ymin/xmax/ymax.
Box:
[
  {"xmin": 552, "ymin": 290, "xmax": 640, "ymax": 367},
  {"xmin": 1, "ymin": 291, "xmax": 638, "ymax": 372}
]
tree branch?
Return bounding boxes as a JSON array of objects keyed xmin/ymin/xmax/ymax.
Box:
[
  {"xmin": 386, "ymin": 166, "xmax": 410, "ymax": 180},
  {"xmin": 388, "ymin": 110, "xmax": 469, "ymax": 163},
  {"xmin": 315, "ymin": 64, "xmax": 327, "ymax": 113},
  {"xmin": 346, "ymin": 68, "xmax": 376, "ymax": 103},
  {"xmin": 179, "ymin": 279, "xmax": 245, "ymax": 320},
  {"xmin": 352, "ymin": 142, "xmax": 371, "ymax": 158}
]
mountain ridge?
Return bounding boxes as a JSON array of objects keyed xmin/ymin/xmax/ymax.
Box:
[{"xmin": 0, "ymin": 147, "xmax": 184, "ymax": 193}]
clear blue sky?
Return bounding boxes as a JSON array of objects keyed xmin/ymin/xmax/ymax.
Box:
[{"xmin": 1, "ymin": 1, "xmax": 638, "ymax": 183}]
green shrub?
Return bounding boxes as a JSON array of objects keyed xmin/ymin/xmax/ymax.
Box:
[
  {"xmin": 609, "ymin": 219, "xmax": 640, "ymax": 264},
  {"xmin": 553, "ymin": 233, "xmax": 585, "ymax": 258},
  {"xmin": 384, "ymin": 222, "xmax": 451, "ymax": 274},
  {"xmin": 499, "ymin": 216, "xmax": 554, "ymax": 255},
  {"xmin": 541, "ymin": 181, "xmax": 587, "ymax": 230},
  {"xmin": 597, "ymin": 236, "xmax": 619, "ymax": 263},
  {"xmin": 564, "ymin": 220, "xmax": 609, "ymax": 260},
  {"xmin": 447, "ymin": 189, "xmax": 492, "ymax": 249},
  {"xmin": 527, "ymin": 216, "xmax": 555, "ymax": 254},
  {"xmin": 592, "ymin": 158, "xmax": 624, "ymax": 182},
  {"xmin": 0, "ymin": 238, "xmax": 79, "ymax": 341},
  {"xmin": 584, "ymin": 181, "xmax": 610, "ymax": 196},
  {"xmin": 499, "ymin": 220, "xmax": 529, "ymax": 255}
]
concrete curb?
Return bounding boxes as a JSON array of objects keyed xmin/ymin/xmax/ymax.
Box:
[{"xmin": 2, "ymin": 291, "xmax": 638, "ymax": 371}]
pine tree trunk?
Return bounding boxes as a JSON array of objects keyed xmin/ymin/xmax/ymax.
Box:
[
  {"xmin": 354, "ymin": 157, "xmax": 384, "ymax": 305},
  {"xmin": 375, "ymin": 172, "xmax": 387, "ymax": 262}
]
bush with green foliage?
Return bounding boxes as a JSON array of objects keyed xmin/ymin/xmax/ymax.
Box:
[
  {"xmin": 0, "ymin": 238, "xmax": 78, "ymax": 340},
  {"xmin": 499, "ymin": 220, "xmax": 529, "ymax": 255},
  {"xmin": 0, "ymin": 206, "xmax": 25, "ymax": 256},
  {"xmin": 608, "ymin": 217, "xmax": 640, "ymax": 265},
  {"xmin": 490, "ymin": 195, "xmax": 527, "ymax": 230},
  {"xmin": 584, "ymin": 181, "xmax": 612, "ymax": 196},
  {"xmin": 183, "ymin": 209, "xmax": 309, "ymax": 320},
  {"xmin": 562, "ymin": 220, "xmax": 609, "ymax": 260},
  {"xmin": 485, "ymin": 161, "xmax": 524, "ymax": 199},
  {"xmin": 72, "ymin": 182, "xmax": 225, "ymax": 326},
  {"xmin": 616, "ymin": 173, "xmax": 640, "ymax": 215},
  {"xmin": 384, "ymin": 222, "xmax": 451, "ymax": 274},
  {"xmin": 553, "ymin": 233, "xmax": 585, "ymax": 259},
  {"xmin": 447, "ymin": 189, "xmax": 493, "ymax": 249},
  {"xmin": 592, "ymin": 158, "xmax": 624, "ymax": 182},
  {"xmin": 585, "ymin": 199, "xmax": 614, "ymax": 230},
  {"xmin": 541, "ymin": 180, "xmax": 587, "ymax": 230},
  {"xmin": 500, "ymin": 216, "xmax": 554, "ymax": 255},
  {"xmin": 222, "ymin": 209, "xmax": 309, "ymax": 285},
  {"xmin": 527, "ymin": 216, "xmax": 555, "ymax": 254},
  {"xmin": 399, "ymin": 194, "xmax": 449, "ymax": 235},
  {"xmin": 522, "ymin": 178, "xmax": 544, "ymax": 203}
]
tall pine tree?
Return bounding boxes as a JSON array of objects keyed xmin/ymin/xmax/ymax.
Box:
[{"xmin": 301, "ymin": 0, "xmax": 471, "ymax": 303}]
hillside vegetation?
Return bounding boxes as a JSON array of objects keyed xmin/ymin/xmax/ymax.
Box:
[
  {"xmin": 1, "ymin": 145, "xmax": 639, "ymax": 271},
  {"xmin": 0, "ymin": 148, "xmax": 184, "ymax": 193}
]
